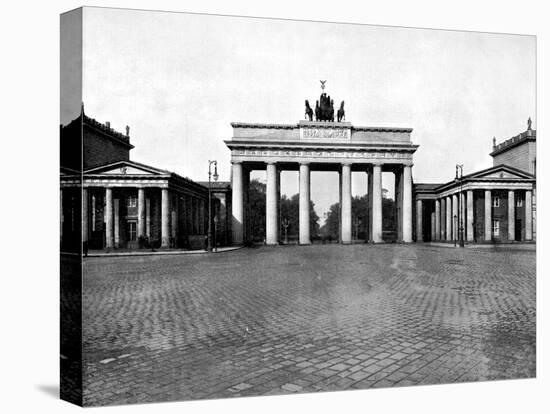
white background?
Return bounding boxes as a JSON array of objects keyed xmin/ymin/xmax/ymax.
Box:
[{"xmin": 1, "ymin": 0, "xmax": 548, "ymax": 412}]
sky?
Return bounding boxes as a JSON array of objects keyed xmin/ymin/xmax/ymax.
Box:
[{"xmin": 70, "ymin": 7, "xmax": 536, "ymax": 222}]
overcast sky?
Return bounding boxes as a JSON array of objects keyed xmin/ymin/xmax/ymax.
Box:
[{"xmin": 72, "ymin": 7, "xmax": 535, "ymax": 221}]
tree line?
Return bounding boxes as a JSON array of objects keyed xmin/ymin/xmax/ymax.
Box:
[{"xmin": 246, "ymin": 179, "xmax": 396, "ymax": 242}]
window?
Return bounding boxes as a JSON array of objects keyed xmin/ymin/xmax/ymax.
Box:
[
  {"xmin": 127, "ymin": 196, "xmax": 137, "ymax": 208},
  {"xmin": 492, "ymin": 220, "xmax": 500, "ymax": 236},
  {"xmin": 492, "ymin": 196, "xmax": 500, "ymax": 207},
  {"xmin": 128, "ymin": 221, "xmax": 137, "ymax": 241},
  {"xmin": 516, "ymin": 198, "xmax": 523, "ymax": 207}
]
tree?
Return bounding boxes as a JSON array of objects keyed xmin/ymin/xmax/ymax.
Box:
[
  {"xmin": 247, "ymin": 179, "xmax": 320, "ymax": 243},
  {"xmin": 320, "ymin": 191, "xmax": 397, "ymax": 240},
  {"xmin": 280, "ymin": 194, "xmax": 320, "ymax": 241},
  {"xmin": 247, "ymin": 179, "xmax": 265, "ymax": 242}
]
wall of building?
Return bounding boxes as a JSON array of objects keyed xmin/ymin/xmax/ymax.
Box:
[
  {"xmin": 493, "ymin": 141, "xmax": 536, "ymax": 174},
  {"xmin": 83, "ymin": 130, "xmax": 131, "ymax": 169},
  {"xmin": 491, "ymin": 189, "xmax": 509, "ymax": 242},
  {"xmin": 473, "ymin": 190, "xmax": 485, "ymax": 242}
]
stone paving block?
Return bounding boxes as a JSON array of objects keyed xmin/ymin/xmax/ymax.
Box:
[{"xmin": 281, "ymin": 383, "xmax": 303, "ymax": 392}]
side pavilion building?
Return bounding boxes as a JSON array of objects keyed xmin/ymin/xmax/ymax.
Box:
[
  {"xmin": 414, "ymin": 124, "xmax": 536, "ymax": 243},
  {"xmin": 60, "ymin": 111, "xmax": 227, "ymax": 251}
]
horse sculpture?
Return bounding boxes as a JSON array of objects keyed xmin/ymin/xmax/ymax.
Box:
[
  {"xmin": 315, "ymin": 100, "xmax": 320, "ymax": 121},
  {"xmin": 337, "ymin": 101, "xmax": 345, "ymax": 122},
  {"xmin": 304, "ymin": 100, "xmax": 313, "ymax": 121},
  {"xmin": 306, "ymin": 93, "xmax": 341, "ymax": 122}
]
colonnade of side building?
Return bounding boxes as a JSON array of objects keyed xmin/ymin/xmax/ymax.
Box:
[
  {"xmin": 416, "ymin": 189, "xmax": 533, "ymax": 243},
  {"xmin": 78, "ymin": 186, "xmax": 207, "ymax": 249},
  {"xmin": 231, "ymin": 161, "xmax": 414, "ymax": 245}
]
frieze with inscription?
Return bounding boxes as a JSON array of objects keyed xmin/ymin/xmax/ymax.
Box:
[{"xmin": 233, "ymin": 149, "xmax": 411, "ymax": 159}]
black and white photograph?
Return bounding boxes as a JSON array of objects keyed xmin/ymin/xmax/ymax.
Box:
[
  {"xmin": 57, "ymin": 5, "xmax": 540, "ymax": 407},
  {"xmin": 5, "ymin": 1, "xmax": 549, "ymax": 413}
]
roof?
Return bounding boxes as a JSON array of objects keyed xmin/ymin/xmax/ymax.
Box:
[
  {"xmin": 414, "ymin": 183, "xmax": 441, "ymax": 191},
  {"xmin": 82, "ymin": 160, "xmax": 209, "ymax": 192},
  {"xmin": 84, "ymin": 159, "xmax": 171, "ymax": 175},
  {"xmin": 230, "ymin": 121, "xmax": 413, "ymax": 133},
  {"xmin": 83, "ymin": 114, "xmax": 133, "ymax": 146},
  {"xmin": 415, "ymin": 164, "xmax": 535, "ymax": 195},
  {"xmin": 490, "ymin": 129, "xmax": 536, "ymax": 157},
  {"xmin": 196, "ymin": 181, "xmax": 231, "ymax": 190}
]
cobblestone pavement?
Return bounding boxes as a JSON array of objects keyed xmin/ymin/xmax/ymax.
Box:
[{"xmin": 81, "ymin": 244, "xmax": 536, "ymax": 406}]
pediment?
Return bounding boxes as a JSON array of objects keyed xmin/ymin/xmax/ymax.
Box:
[
  {"xmin": 467, "ymin": 165, "xmax": 533, "ymax": 180},
  {"xmin": 84, "ymin": 161, "xmax": 168, "ymax": 176}
]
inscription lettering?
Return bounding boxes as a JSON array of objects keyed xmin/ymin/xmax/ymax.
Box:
[{"xmin": 302, "ymin": 128, "xmax": 349, "ymax": 139}]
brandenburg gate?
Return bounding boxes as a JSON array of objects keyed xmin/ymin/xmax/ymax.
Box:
[
  {"xmin": 225, "ymin": 117, "xmax": 418, "ymax": 245},
  {"xmin": 225, "ymin": 86, "xmax": 418, "ymax": 246}
]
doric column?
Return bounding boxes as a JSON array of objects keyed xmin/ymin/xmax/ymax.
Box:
[
  {"xmin": 137, "ymin": 187, "xmax": 145, "ymax": 238},
  {"xmin": 161, "ymin": 188, "xmax": 170, "ymax": 247},
  {"xmin": 395, "ymin": 169, "xmax": 403, "ymax": 241},
  {"xmin": 466, "ymin": 190, "xmax": 474, "ymax": 242},
  {"xmin": 440, "ymin": 198, "xmax": 446, "ymax": 240},
  {"xmin": 460, "ymin": 192, "xmax": 465, "ymax": 243},
  {"xmin": 372, "ymin": 163, "xmax": 383, "ymax": 243},
  {"xmin": 525, "ymin": 190, "xmax": 533, "ymax": 240},
  {"xmin": 434, "ymin": 199, "xmax": 441, "ymax": 241},
  {"xmin": 508, "ymin": 190, "xmax": 515, "ymax": 241},
  {"xmin": 367, "ymin": 170, "xmax": 373, "ymax": 242},
  {"xmin": 430, "ymin": 212, "xmax": 436, "ymax": 241},
  {"xmin": 82, "ymin": 188, "xmax": 88, "ymax": 244},
  {"xmin": 266, "ymin": 162, "xmax": 278, "ymax": 245},
  {"xmin": 338, "ymin": 169, "xmax": 342, "ymax": 242},
  {"xmin": 171, "ymin": 194, "xmax": 178, "ymax": 242},
  {"xmin": 484, "ymin": 190, "xmax": 492, "ymax": 241},
  {"xmin": 416, "ymin": 199, "xmax": 423, "ymax": 242},
  {"xmin": 402, "ymin": 164, "xmax": 413, "ymax": 243},
  {"xmin": 113, "ymin": 198, "xmax": 120, "ymax": 247},
  {"xmin": 341, "ymin": 163, "xmax": 352, "ymax": 244},
  {"xmin": 105, "ymin": 188, "xmax": 113, "ymax": 248},
  {"xmin": 231, "ymin": 162, "xmax": 244, "ymax": 245},
  {"xmin": 276, "ymin": 168, "xmax": 281, "ymax": 243},
  {"xmin": 445, "ymin": 196, "xmax": 452, "ymax": 241},
  {"xmin": 452, "ymin": 194, "xmax": 458, "ymax": 241},
  {"xmin": 299, "ymin": 163, "xmax": 311, "ymax": 245}
]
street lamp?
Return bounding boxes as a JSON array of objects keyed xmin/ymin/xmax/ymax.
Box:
[
  {"xmin": 213, "ymin": 215, "xmax": 219, "ymax": 252},
  {"xmin": 353, "ymin": 216, "xmax": 362, "ymax": 241},
  {"xmin": 455, "ymin": 164, "xmax": 465, "ymax": 248},
  {"xmin": 282, "ymin": 218, "xmax": 290, "ymax": 244},
  {"xmin": 207, "ymin": 160, "xmax": 218, "ymax": 252}
]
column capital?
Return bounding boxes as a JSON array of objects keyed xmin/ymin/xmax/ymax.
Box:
[
  {"xmin": 371, "ymin": 161, "xmax": 384, "ymax": 167},
  {"xmin": 341, "ymin": 161, "xmax": 353, "ymax": 166},
  {"xmin": 402, "ymin": 162, "xmax": 414, "ymax": 168},
  {"xmin": 299, "ymin": 162, "xmax": 310, "ymax": 166},
  {"xmin": 266, "ymin": 161, "xmax": 277, "ymax": 166}
]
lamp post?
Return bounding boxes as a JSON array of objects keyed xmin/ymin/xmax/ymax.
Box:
[
  {"xmin": 453, "ymin": 214, "xmax": 457, "ymax": 247},
  {"xmin": 353, "ymin": 216, "xmax": 362, "ymax": 241},
  {"xmin": 213, "ymin": 215, "xmax": 218, "ymax": 252},
  {"xmin": 207, "ymin": 160, "xmax": 218, "ymax": 252},
  {"xmin": 282, "ymin": 218, "xmax": 289, "ymax": 244},
  {"xmin": 455, "ymin": 164, "xmax": 464, "ymax": 248}
]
